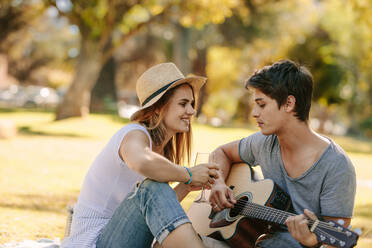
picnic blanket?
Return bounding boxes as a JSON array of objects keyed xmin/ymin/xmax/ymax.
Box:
[{"xmin": 0, "ymin": 237, "xmax": 228, "ymax": 248}]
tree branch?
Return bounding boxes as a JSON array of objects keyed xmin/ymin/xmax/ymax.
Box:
[
  {"xmin": 98, "ymin": 0, "xmax": 117, "ymax": 50},
  {"xmin": 101, "ymin": 3, "xmax": 173, "ymax": 65}
]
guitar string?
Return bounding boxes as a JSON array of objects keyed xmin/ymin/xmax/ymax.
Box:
[
  {"xmin": 231, "ymin": 201, "xmax": 348, "ymax": 233},
  {"xmin": 233, "ymin": 200, "xmax": 336, "ymax": 229},
  {"xmin": 238, "ymin": 201, "xmax": 345, "ymax": 231},
  {"xmin": 238, "ymin": 203, "xmax": 346, "ymax": 245},
  {"xmin": 210, "ymin": 203, "xmax": 348, "ymax": 246}
]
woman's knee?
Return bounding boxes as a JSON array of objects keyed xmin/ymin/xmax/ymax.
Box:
[{"xmin": 141, "ymin": 179, "xmax": 173, "ymax": 195}]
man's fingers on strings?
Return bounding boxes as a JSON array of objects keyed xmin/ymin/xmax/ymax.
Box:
[
  {"xmin": 293, "ymin": 215, "xmax": 305, "ymax": 229},
  {"xmin": 211, "ymin": 203, "xmax": 221, "ymax": 212},
  {"xmin": 219, "ymin": 191, "xmax": 233, "ymax": 208},
  {"xmin": 227, "ymin": 188, "xmax": 236, "ymax": 204},
  {"xmin": 215, "ymin": 191, "xmax": 226, "ymax": 209},
  {"xmin": 298, "ymin": 219, "xmax": 310, "ymax": 234},
  {"xmin": 285, "ymin": 216, "xmax": 295, "ymax": 231}
]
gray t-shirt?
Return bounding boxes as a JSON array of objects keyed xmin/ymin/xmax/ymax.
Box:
[{"xmin": 239, "ymin": 132, "xmax": 356, "ymax": 219}]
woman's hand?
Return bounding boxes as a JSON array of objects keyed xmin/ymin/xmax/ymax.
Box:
[
  {"xmin": 286, "ymin": 209, "xmax": 319, "ymax": 247},
  {"xmin": 189, "ymin": 163, "xmax": 219, "ymax": 188},
  {"xmin": 183, "ymin": 184, "xmax": 204, "ymax": 192}
]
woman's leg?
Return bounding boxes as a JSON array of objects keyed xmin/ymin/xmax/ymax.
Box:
[
  {"xmin": 96, "ymin": 179, "xmax": 204, "ymax": 248},
  {"xmin": 96, "ymin": 180, "xmax": 154, "ymax": 248},
  {"xmin": 162, "ymin": 223, "xmax": 204, "ymax": 248}
]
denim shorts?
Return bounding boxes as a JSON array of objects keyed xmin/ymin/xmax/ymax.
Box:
[{"xmin": 96, "ymin": 179, "xmax": 190, "ymax": 248}]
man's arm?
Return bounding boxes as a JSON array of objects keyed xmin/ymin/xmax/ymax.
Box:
[{"xmin": 209, "ymin": 140, "xmax": 242, "ymax": 211}]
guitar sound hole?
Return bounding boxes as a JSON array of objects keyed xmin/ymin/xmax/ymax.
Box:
[{"xmin": 229, "ymin": 196, "xmax": 249, "ymax": 218}]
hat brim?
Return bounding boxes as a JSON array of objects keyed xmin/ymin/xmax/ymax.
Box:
[{"xmin": 130, "ymin": 76, "xmax": 207, "ymax": 121}]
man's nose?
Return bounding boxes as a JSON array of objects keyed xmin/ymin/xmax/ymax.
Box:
[{"xmin": 252, "ymin": 107, "xmax": 259, "ymax": 118}]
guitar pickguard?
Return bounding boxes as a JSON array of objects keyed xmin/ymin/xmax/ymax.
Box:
[{"xmin": 268, "ymin": 184, "xmax": 293, "ymax": 213}]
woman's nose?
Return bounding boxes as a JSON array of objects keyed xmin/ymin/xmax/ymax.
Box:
[{"xmin": 187, "ymin": 105, "xmax": 195, "ymax": 115}]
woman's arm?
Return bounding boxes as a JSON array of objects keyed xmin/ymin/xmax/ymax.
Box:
[{"xmin": 119, "ymin": 130, "xmax": 218, "ymax": 185}]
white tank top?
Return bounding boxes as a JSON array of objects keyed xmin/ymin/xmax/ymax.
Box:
[{"xmin": 62, "ymin": 123, "xmax": 152, "ymax": 248}]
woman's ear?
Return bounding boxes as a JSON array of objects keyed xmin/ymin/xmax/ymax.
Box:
[
  {"xmin": 154, "ymin": 108, "xmax": 160, "ymax": 115},
  {"xmin": 285, "ymin": 95, "xmax": 296, "ymax": 112}
]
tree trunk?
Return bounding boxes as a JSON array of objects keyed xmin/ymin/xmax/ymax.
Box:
[
  {"xmin": 90, "ymin": 56, "xmax": 117, "ymax": 113},
  {"xmin": 56, "ymin": 38, "xmax": 102, "ymax": 120},
  {"xmin": 192, "ymin": 48, "xmax": 207, "ymax": 116},
  {"xmin": 317, "ymin": 106, "xmax": 330, "ymax": 134},
  {"xmin": 173, "ymin": 24, "xmax": 191, "ymax": 75}
]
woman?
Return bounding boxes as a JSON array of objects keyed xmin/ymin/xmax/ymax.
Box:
[{"xmin": 62, "ymin": 63, "xmax": 219, "ymax": 248}]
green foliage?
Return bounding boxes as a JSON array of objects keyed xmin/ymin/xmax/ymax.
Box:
[
  {"xmin": 4, "ymin": 0, "xmax": 371, "ymax": 131},
  {"xmin": 119, "ymin": 4, "xmax": 151, "ymax": 34},
  {"xmin": 320, "ymin": 0, "xmax": 372, "ymax": 125},
  {"xmin": 204, "ymin": 46, "xmax": 241, "ymax": 120},
  {"xmin": 288, "ymin": 27, "xmax": 345, "ymax": 106},
  {"xmin": 179, "ymin": 0, "xmax": 239, "ymax": 28},
  {"xmin": 360, "ymin": 116, "xmax": 372, "ymax": 138}
]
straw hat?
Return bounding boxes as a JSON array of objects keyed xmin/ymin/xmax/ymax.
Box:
[{"xmin": 130, "ymin": 63, "xmax": 207, "ymax": 120}]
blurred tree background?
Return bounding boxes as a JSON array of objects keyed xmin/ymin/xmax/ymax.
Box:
[{"xmin": 0, "ymin": 0, "xmax": 371, "ymax": 137}]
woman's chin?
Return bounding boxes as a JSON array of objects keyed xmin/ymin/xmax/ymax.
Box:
[{"xmin": 176, "ymin": 126, "xmax": 189, "ymax": 133}]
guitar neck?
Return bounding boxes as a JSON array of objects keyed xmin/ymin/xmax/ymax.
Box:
[
  {"xmin": 241, "ymin": 201, "xmax": 317, "ymax": 227},
  {"xmin": 241, "ymin": 201, "xmax": 291, "ymax": 225},
  {"xmin": 239, "ymin": 202, "xmax": 358, "ymax": 248}
]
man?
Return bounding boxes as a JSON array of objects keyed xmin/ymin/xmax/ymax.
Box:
[{"xmin": 209, "ymin": 60, "xmax": 356, "ymax": 247}]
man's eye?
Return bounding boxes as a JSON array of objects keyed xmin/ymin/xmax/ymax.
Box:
[
  {"xmin": 180, "ymin": 103, "xmax": 186, "ymax": 107},
  {"xmin": 259, "ymin": 104, "xmax": 265, "ymax": 108}
]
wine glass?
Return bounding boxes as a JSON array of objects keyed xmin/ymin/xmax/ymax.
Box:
[{"xmin": 192, "ymin": 152, "xmax": 211, "ymax": 203}]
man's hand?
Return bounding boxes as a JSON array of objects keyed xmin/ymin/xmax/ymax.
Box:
[
  {"xmin": 286, "ymin": 209, "xmax": 319, "ymax": 247},
  {"xmin": 208, "ymin": 180, "xmax": 236, "ymax": 212}
]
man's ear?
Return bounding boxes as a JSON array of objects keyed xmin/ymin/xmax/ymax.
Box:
[{"xmin": 285, "ymin": 95, "xmax": 296, "ymax": 112}]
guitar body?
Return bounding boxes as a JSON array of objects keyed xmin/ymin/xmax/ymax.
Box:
[{"xmin": 187, "ymin": 163, "xmax": 292, "ymax": 248}]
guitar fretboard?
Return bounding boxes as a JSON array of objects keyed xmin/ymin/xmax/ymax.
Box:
[
  {"xmin": 240, "ymin": 201, "xmax": 294, "ymax": 225},
  {"xmin": 234, "ymin": 200, "xmax": 355, "ymax": 247}
]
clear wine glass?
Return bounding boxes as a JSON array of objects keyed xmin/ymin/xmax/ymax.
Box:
[{"xmin": 192, "ymin": 152, "xmax": 211, "ymax": 203}]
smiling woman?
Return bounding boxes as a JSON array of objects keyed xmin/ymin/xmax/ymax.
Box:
[{"xmin": 61, "ymin": 63, "xmax": 219, "ymax": 248}]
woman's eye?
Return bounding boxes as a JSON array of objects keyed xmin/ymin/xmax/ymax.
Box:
[
  {"xmin": 259, "ymin": 104, "xmax": 265, "ymax": 108},
  {"xmin": 180, "ymin": 103, "xmax": 186, "ymax": 107}
]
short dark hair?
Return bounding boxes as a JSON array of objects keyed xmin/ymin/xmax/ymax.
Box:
[{"xmin": 246, "ymin": 59, "xmax": 313, "ymax": 122}]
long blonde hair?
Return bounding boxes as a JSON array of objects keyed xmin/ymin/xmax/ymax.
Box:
[{"xmin": 132, "ymin": 84, "xmax": 194, "ymax": 166}]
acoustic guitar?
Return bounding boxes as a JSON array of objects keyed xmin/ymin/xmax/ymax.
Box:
[{"xmin": 187, "ymin": 163, "xmax": 359, "ymax": 248}]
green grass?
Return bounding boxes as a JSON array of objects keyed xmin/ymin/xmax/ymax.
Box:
[{"xmin": 0, "ymin": 110, "xmax": 371, "ymax": 247}]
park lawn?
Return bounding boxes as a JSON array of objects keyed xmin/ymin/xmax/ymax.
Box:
[{"xmin": 0, "ymin": 110, "xmax": 371, "ymax": 247}]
